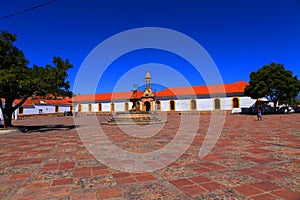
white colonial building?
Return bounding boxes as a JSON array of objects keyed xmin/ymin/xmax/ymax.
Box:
[
  {"xmin": 0, "ymin": 72, "xmax": 256, "ymax": 121},
  {"xmin": 0, "ymin": 98, "xmax": 73, "ymax": 122},
  {"xmin": 73, "ymin": 72, "xmax": 256, "ymax": 114}
]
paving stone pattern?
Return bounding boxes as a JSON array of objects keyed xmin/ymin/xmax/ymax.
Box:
[{"xmin": 0, "ymin": 114, "xmax": 300, "ymax": 199}]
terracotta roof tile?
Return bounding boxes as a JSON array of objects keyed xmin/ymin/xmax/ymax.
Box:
[
  {"xmin": 13, "ymin": 97, "xmax": 72, "ymax": 107},
  {"xmin": 73, "ymin": 91, "xmax": 143, "ymax": 102},
  {"xmin": 156, "ymin": 81, "xmax": 248, "ymax": 97},
  {"xmin": 14, "ymin": 99, "xmax": 37, "ymax": 107},
  {"xmin": 4, "ymin": 81, "xmax": 248, "ymax": 105},
  {"xmin": 43, "ymin": 98, "xmax": 72, "ymax": 105}
]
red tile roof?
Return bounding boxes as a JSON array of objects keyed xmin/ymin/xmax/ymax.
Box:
[
  {"xmin": 42, "ymin": 98, "xmax": 72, "ymax": 105},
  {"xmin": 13, "ymin": 98, "xmax": 72, "ymax": 107},
  {"xmin": 73, "ymin": 91, "xmax": 143, "ymax": 102},
  {"xmin": 156, "ymin": 81, "xmax": 248, "ymax": 97},
  {"xmin": 14, "ymin": 99, "xmax": 40, "ymax": 107},
  {"xmin": 3, "ymin": 81, "xmax": 248, "ymax": 106},
  {"xmin": 74, "ymin": 81, "xmax": 248, "ymax": 102}
]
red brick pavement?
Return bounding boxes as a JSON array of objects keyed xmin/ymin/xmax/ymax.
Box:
[{"xmin": 0, "ymin": 114, "xmax": 299, "ymax": 199}]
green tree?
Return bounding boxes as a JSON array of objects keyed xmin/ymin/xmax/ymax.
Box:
[
  {"xmin": 244, "ymin": 62, "xmax": 300, "ymax": 111},
  {"xmin": 0, "ymin": 30, "xmax": 73, "ymax": 127}
]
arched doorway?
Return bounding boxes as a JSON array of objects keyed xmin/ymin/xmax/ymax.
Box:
[
  {"xmin": 214, "ymin": 98, "xmax": 221, "ymax": 110},
  {"xmin": 55, "ymin": 105, "xmax": 59, "ymax": 113},
  {"xmin": 232, "ymin": 97, "xmax": 239, "ymax": 108},
  {"xmin": 98, "ymin": 103, "xmax": 102, "ymax": 112},
  {"xmin": 144, "ymin": 101, "xmax": 151, "ymax": 112},
  {"xmin": 190, "ymin": 99, "xmax": 197, "ymax": 110},
  {"xmin": 111, "ymin": 103, "xmax": 115, "ymax": 112},
  {"xmin": 156, "ymin": 100, "xmax": 161, "ymax": 111},
  {"xmin": 170, "ymin": 100, "xmax": 175, "ymax": 111},
  {"xmin": 88, "ymin": 103, "xmax": 92, "ymax": 112}
]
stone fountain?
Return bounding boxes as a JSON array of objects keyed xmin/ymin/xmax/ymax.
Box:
[{"xmin": 104, "ymin": 72, "xmax": 166, "ymax": 125}]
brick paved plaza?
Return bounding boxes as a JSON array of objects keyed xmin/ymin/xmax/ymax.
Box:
[{"xmin": 0, "ymin": 113, "xmax": 300, "ymax": 200}]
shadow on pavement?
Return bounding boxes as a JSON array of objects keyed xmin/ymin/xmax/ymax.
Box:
[{"xmin": 16, "ymin": 124, "xmax": 79, "ymax": 133}]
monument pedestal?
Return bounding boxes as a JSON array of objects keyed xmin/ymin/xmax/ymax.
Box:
[{"xmin": 103, "ymin": 111, "xmax": 166, "ymax": 125}]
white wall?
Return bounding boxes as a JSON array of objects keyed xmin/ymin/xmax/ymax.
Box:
[
  {"xmin": 76, "ymin": 102, "xmax": 148, "ymax": 112},
  {"xmin": 198, "ymin": 99, "xmax": 214, "ymax": 111},
  {"xmin": 222, "ymin": 98, "xmax": 233, "ymax": 110},
  {"xmin": 35, "ymin": 105, "xmax": 54, "ymax": 114},
  {"xmin": 59, "ymin": 105, "xmax": 72, "ymax": 113},
  {"xmin": 155, "ymin": 96, "xmax": 255, "ymax": 112},
  {"xmin": 101, "ymin": 103, "xmax": 111, "ymax": 112},
  {"xmin": 74, "ymin": 96, "xmax": 256, "ymax": 113},
  {"xmin": 177, "ymin": 99, "xmax": 190, "ymax": 111},
  {"xmin": 160, "ymin": 100, "xmax": 170, "ymax": 111},
  {"xmin": 159, "ymin": 99, "xmax": 215, "ymax": 111},
  {"xmin": 23, "ymin": 107, "xmax": 36, "ymax": 115},
  {"xmin": 21, "ymin": 104, "xmax": 72, "ymax": 115},
  {"xmin": 240, "ymin": 97, "xmax": 256, "ymax": 108},
  {"xmin": 114, "ymin": 102, "xmax": 123, "ymax": 112},
  {"xmin": 92, "ymin": 104, "xmax": 98, "ymax": 112}
]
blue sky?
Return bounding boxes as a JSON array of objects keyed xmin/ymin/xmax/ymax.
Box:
[{"xmin": 1, "ymin": 0, "xmax": 299, "ymax": 94}]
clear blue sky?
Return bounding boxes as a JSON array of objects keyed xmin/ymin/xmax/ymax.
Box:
[{"xmin": 1, "ymin": 0, "xmax": 299, "ymax": 94}]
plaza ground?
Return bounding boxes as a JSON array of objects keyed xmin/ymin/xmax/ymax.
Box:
[{"xmin": 0, "ymin": 113, "xmax": 300, "ymax": 199}]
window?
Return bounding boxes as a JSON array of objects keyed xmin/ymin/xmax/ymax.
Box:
[
  {"xmin": 214, "ymin": 98, "xmax": 221, "ymax": 110},
  {"xmin": 156, "ymin": 100, "xmax": 161, "ymax": 111},
  {"xmin": 124, "ymin": 102, "xmax": 129, "ymax": 111},
  {"xmin": 111, "ymin": 103, "xmax": 115, "ymax": 112},
  {"xmin": 19, "ymin": 107, "xmax": 24, "ymax": 114},
  {"xmin": 78, "ymin": 104, "xmax": 82, "ymax": 112},
  {"xmin": 232, "ymin": 97, "xmax": 239, "ymax": 108},
  {"xmin": 55, "ymin": 105, "xmax": 59, "ymax": 113},
  {"xmin": 88, "ymin": 103, "xmax": 92, "ymax": 112},
  {"xmin": 39, "ymin": 109, "xmax": 43, "ymax": 114},
  {"xmin": 170, "ymin": 100, "xmax": 175, "ymax": 111},
  {"xmin": 98, "ymin": 103, "xmax": 102, "ymax": 112},
  {"xmin": 190, "ymin": 99, "xmax": 197, "ymax": 110}
]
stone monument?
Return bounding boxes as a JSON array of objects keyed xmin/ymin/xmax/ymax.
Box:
[{"xmin": 105, "ymin": 72, "xmax": 165, "ymax": 125}]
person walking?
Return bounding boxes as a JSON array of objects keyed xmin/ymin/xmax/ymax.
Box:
[
  {"xmin": 257, "ymin": 108, "xmax": 263, "ymax": 121},
  {"xmin": 256, "ymin": 98, "xmax": 263, "ymax": 121}
]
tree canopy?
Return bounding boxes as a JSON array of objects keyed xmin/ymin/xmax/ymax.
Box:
[
  {"xmin": 0, "ymin": 30, "xmax": 73, "ymax": 127},
  {"xmin": 244, "ymin": 62, "xmax": 300, "ymax": 107}
]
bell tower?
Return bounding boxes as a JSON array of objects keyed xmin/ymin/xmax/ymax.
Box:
[
  {"xmin": 145, "ymin": 71, "xmax": 151, "ymax": 90},
  {"xmin": 142, "ymin": 72, "xmax": 154, "ymax": 112}
]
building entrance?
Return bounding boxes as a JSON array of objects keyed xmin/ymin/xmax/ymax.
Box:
[{"xmin": 144, "ymin": 101, "xmax": 151, "ymax": 112}]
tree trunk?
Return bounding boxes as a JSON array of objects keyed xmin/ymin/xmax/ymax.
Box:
[
  {"xmin": 1, "ymin": 96, "xmax": 28, "ymax": 128},
  {"xmin": 3, "ymin": 112, "xmax": 13, "ymax": 128},
  {"xmin": 1, "ymin": 99, "xmax": 15, "ymax": 128}
]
